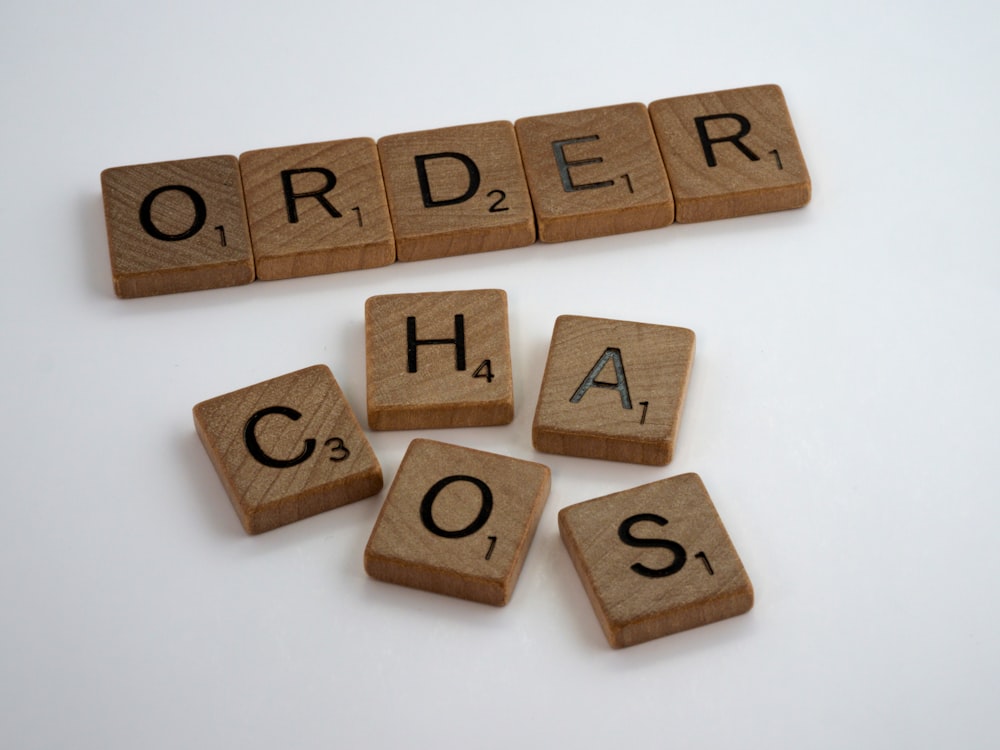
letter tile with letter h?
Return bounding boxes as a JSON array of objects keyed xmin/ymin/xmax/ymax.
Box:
[
  {"xmin": 533, "ymin": 315, "xmax": 695, "ymax": 465},
  {"xmin": 364, "ymin": 439, "xmax": 551, "ymax": 606},
  {"xmin": 364, "ymin": 289, "xmax": 514, "ymax": 430}
]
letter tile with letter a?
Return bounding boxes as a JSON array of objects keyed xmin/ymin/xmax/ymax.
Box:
[
  {"xmin": 364, "ymin": 439, "xmax": 550, "ymax": 606},
  {"xmin": 376, "ymin": 121, "xmax": 536, "ymax": 261},
  {"xmin": 559, "ymin": 473, "xmax": 753, "ymax": 648},
  {"xmin": 648, "ymin": 84, "xmax": 811, "ymax": 223},
  {"xmin": 532, "ymin": 315, "xmax": 694, "ymax": 465},
  {"xmin": 239, "ymin": 138, "xmax": 395, "ymax": 280},
  {"xmin": 101, "ymin": 155, "xmax": 255, "ymax": 298},
  {"xmin": 364, "ymin": 289, "xmax": 514, "ymax": 430},
  {"xmin": 193, "ymin": 365, "xmax": 383, "ymax": 534},
  {"xmin": 515, "ymin": 103, "xmax": 674, "ymax": 242}
]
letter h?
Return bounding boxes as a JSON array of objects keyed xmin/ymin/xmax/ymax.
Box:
[{"xmin": 406, "ymin": 314, "xmax": 466, "ymax": 373}]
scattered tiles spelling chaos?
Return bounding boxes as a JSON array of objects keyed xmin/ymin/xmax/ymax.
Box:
[{"xmin": 103, "ymin": 84, "xmax": 810, "ymax": 297}]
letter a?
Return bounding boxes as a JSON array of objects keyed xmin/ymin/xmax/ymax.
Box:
[{"xmin": 569, "ymin": 347, "xmax": 632, "ymax": 409}]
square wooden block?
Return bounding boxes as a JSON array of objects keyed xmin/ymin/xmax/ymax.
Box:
[
  {"xmin": 193, "ymin": 365, "xmax": 382, "ymax": 535},
  {"xmin": 377, "ymin": 121, "xmax": 536, "ymax": 261},
  {"xmin": 240, "ymin": 138, "xmax": 395, "ymax": 280},
  {"xmin": 532, "ymin": 315, "xmax": 694, "ymax": 465},
  {"xmin": 365, "ymin": 289, "xmax": 514, "ymax": 430},
  {"xmin": 101, "ymin": 155, "xmax": 255, "ymax": 298},
  {"xmin": 648, "ymin": 84, "xmax": 811, "ymax": 223},
  {"xmin": 364, "ymin": 439, "xmax": 550, "ymax": 606},
  {"xmin": 559, "ymin": 473, "xmax": 753, "ymax": 648},
  {"xmin": 515, "ymin": 103, "xmax": 674, "ymax": 243}
]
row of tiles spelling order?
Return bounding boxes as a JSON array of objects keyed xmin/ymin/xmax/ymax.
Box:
[{"xmin": 102, "ymin": 84, "xmax": 810, "ymax": 298}]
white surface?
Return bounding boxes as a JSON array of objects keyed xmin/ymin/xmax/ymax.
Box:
[{"xmin": 2, "ymin": 1, "xmax": 998, "ymax": 748}]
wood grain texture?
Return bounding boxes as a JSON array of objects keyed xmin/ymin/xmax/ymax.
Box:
[
  {"xmin": 101, "ymin": 155, "xmax": 254, "ymax": 298},
  {"xmin": 648, "ymin": 84, "xmax": 811, "ymax": 223},
  {"xmin": 193, "ymin": 365, "xmax": 382, "ymax": 535},
  {"xmin": 239, "ymin": 138, "xmax": 395, "ymax": 280},
  {"xmin": 365, "ymin": 289, "xmax": 514, "ymax": 430},
  {"xmin": 558, "ymin": 473, "xmax": 753, "ymax": 648},
  {"xmin": 377, "ymin": 121, "xmax": 536, "ymax": 261},
  {"xmin": 364, "ymin": 439, "xmax": 550, "ymax": 606},
  {"xmin": 532, "ymin": 315, "xmax": 694, "ymax": 465},
  {"xmin": 514, "ymin": 103, "xmax": 674, "ymax": 243}
]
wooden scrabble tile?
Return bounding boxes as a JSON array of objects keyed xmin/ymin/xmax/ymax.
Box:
[
  {"xmin": 365, "ymin": 289, "xmax": 514, "ymax": 430},
  {"xmin": 533, "ymin": 315, "xmax": 694, "ymax": 465},
  {"xmin": 101, "ymin": 155, "xmax": 255, "ymax": 298},
  {"xmin": 193, "ymin": 365, "xmax": 382, "ymax": 535},
  {"xmin": 514, "ymin": 103, "xmax": 674, "ymax": 243},
  {"xmin": 364, "ymin": 439, "xmax": 550, "ymax": 606},
  {"xmin": 648, "ymin": 84, "xmax": 811, "ymax": 223},
  {"xmin": 559, "ymin": 473, "xmax": 753, "ymax": 648},
  {"xmin": 377, "ymin": 121, "xmax": 536, "ymax": 261},
  {"xmin": 239, "ymin": 138, "xmax": 395, "ymax": 280}
]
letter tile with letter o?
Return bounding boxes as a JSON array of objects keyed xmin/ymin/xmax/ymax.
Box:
[
  {"xmin": 559, "ymin": 473, "xmax": 753, "ymax": 648},
  {"xmin": 364, "ymin": 439, "xmax": 550, "ymax": 606},
  {"xmin": 101, "ymin": 155, "xmax": 255, "ymax": 298},
  {"xmin": 193, "ymin": 365, "xmax": 382, "ymax": 534}
]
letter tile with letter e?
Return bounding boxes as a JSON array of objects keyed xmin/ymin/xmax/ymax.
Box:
[
  {"xmin": 364, "ymin": 289, "xmax": 514, "ymax": 430},
  {"xmin": 559, "ymin": 473, "xmax": 753, "ymax": 648},
  {"xmin": 239, "ymin": 138, "xmax": 395, "ymax": 280},
  {"xmin": 101, "ymin": 155, "xmax": 255, "ymax": 298},
  {"xmin": 648, "ymin": 84, "xmax": 811, "ymax": 223},
  {"xmin": 364, "ymin": 439, "xmax": 551, "ymax": 606},
  {"xmin": 515, "ymin": 103, "xmax": 674, "ymax": 242},
  {"xmin": 377, "ymin": 121, "xmax": 536, "ymax": 261},
  {"xmin": 193, "ymin": 365, "xmax": 382, "ymax": 534},
  {"xmin": 532, "ymin": 315, "xmax": 694, "ymax": 465}
]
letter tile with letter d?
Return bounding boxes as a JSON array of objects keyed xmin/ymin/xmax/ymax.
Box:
[
  {"xmin": 101, "ymin": 155, "xmax": 255, "ymax": 298},
  {"xmin": 559, "ymin": 473, "xmax": 753, "ymax": 648},
  {"xmin": 364, "ymin": 289, "xmax": 514, "ymax": 430},
  {"xmin": 533, "ymin": 315, "xmax": 695, "ymax": 465},
  {"xmin": 377, "ymin": 121, "xmax": 536, "ymax": 261},
  {"xmin": 193, "ymin": 365, "xmax": 383, "ymax": 534},
  {"xmin": 364, "ymin": 439, "xmax": 550, "ymax": 606}
]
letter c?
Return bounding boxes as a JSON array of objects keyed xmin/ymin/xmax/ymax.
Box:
[{"xmin": 243, "ymin": 406, "xmax": 316, "ymax": 468}]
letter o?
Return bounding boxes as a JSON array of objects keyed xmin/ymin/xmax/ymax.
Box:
[
  {"xmin": 139, "ymin": 184, "xmax": 207, "ymax": 241},
  {"xmin": 420, "ymin": 475, "xmax": 493, "ymax": 539}
]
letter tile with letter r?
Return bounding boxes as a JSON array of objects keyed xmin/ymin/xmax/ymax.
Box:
[
  {"xmin": 559, "ymin": 473, "xmax": 753, "ymax": 648},
  {"xmin": 239, "ymin": 138, "xmax": 395, "ymax": 280},
  {"xmin": 515, "ymin": 103, "xmax": 674, "ymax": 242},
  {"xmin": 648, "ymin": 84, "xmax": 811, "ymax": 223},
  {"xmin": 101, "ymin": 155, "xmax": 255, "ymax": 298},
  {"xmin": 364, "ymin": 439, "xmax": 551, "ymax": 606},
  {"xmin": 364, "ymin": 289, "xmax": 514, "ymax": 430},
  {"xmin": 532, "ymin": 315, "xmax": 694, "ymax": 465},
  {"xmin": 376, "ymin": 121, "xmax": 536, "ymax": 261},
  {"xmin": 193, "ymin": 365, "xmax": 382, "ymax": 534}
]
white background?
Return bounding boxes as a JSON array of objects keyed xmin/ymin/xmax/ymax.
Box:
[{"xmin": 2, "ymin": 1, "xmax": 998, "ymax": 748}]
